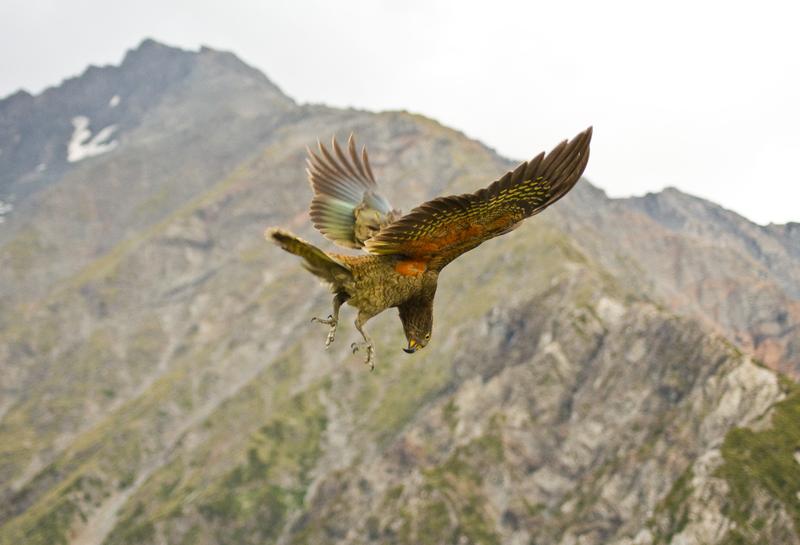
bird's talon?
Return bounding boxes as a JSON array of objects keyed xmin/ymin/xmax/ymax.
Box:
[
  {"xmin": 350, "ymin": 341, "xmax": 375, "ymax": 370},
  {"xmin": 313, "ymin": 313, "xmax": 338, "ymax": 348},
  {"xmin": 362, "ymin": 346, "xmax": 375, "ymax": 370},
  {"xmin": 312, "ymin": 317, "xmax": 337, "ymax": 326}
]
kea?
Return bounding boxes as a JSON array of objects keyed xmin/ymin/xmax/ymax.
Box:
[{"xmin": 266, "ymin": 127, "xmax": 592, "ymax": 369}]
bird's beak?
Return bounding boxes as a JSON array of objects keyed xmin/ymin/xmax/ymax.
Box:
[{"xmin": 403, "ymin": 339, "xmax": 418, "ymax": 354}]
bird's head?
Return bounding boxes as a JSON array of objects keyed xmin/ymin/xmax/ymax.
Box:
[
  {"xmin": 399, "ymin": 299, "xmax": 433, "ymax": 354},
  {"xmin": 403, "ymin": 327, "xmax": 431, "ymax": 353}
]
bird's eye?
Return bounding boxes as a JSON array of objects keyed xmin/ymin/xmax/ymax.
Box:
[{"xmin": 425, "ymin": 333, "xmax": 430, "ymax": 340}]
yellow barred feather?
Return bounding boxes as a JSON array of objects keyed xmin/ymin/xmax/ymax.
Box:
[{"xmin": 365, "ymin": 127, "xmax": 592, "ymax": 270}]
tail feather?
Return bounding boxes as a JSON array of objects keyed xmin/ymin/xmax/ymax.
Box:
[{"xmin": 265, "ymin": 228, "xmax": 352, "ymax": 285}]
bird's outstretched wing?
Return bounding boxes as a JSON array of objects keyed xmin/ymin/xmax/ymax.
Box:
[
  {"xmin": 365, "ymin": 127, "xmax": 592, "ymax": 271},
  {"xmin": 308, "ymin": 135, "xmax": 400, "ymax": 250}
]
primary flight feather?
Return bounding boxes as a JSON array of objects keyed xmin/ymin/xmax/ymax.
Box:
[{"xmin": 266, "ymin": 127, "xmax": 593, "ymax": 369}]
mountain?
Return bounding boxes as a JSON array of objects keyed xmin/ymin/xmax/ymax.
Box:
[
  {"xmin": 553, "ymin": 185, "xmax": 800, "ymax": 378},
  {"xmin": 1, "ymin": 39, "xmax": 798, "ymax": 545},
  {"xmin": 0, "ymin": 38, "xmax": 295, "ymax": 305}
]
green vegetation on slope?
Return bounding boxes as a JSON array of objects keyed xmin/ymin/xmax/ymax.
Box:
[
  {"xmin": 717, "ymin": 377, "xmax": 800, "ymax": 542},
  {"xmin": 347, "ymin": 423, "xmax": 505, "ymax": 545},
  {"xmin": 651, "ymin": 466, "xmax": 694, "ymax": 544},
  {"xmin": 100, "ymin": 346, "xmax": 329, "ymax": 545},
  {"xmin": 418, "ymin": 429, "xmax": 504, "ymax": 545}
]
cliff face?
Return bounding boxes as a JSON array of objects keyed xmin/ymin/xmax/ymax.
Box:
[
  {"xmin": 553, "ymin": 185, "xmax": 800, "ymax": 378},
  {"xmin": 624, "ymin": 189, "xmax": 800, "ymax": 375},
  {"xmin": 0, "ymin": 40, "xmax": 798, "ymax": 545}
]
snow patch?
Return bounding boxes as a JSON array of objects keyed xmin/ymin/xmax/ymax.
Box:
[
  {"xmin": 109, "ymin": 95, "xmax": 120, "ymax": 107},
  {"xmin": 67, "ymin": 116, "xmax": 118, "ymax": 163},
  {"xmin": 0, "ymin": 200, "xmax": 12, "ymax": 224}
]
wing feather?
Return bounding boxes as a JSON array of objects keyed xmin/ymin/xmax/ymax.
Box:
[
  {"xmin": 307, "ymin": 134, "xmax": 398, "ymax": 249},
  {"xmin": 365, "ymin": 127, "xmax": 592, "ymax": 270}
]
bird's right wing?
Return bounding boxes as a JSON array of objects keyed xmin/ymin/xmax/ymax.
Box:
[
  {"xmin": 307, "ymin": 135, "xmax": 400, "ymax": 250},
  {"xmin": 365, "ymin": 127, "xmax": 592, "ymax": 271}
]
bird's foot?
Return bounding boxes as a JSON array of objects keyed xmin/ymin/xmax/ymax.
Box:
[
  {"xmin": 311, "ymin": 314, "xmax": 336, "ymax": 326},
  {"xmin": 350, "ymin": 341, "xmax": 375, "ymax": 371},
  {"xmin": 312, "ymin": 315, "xmax": 337, "ymax": 348}
]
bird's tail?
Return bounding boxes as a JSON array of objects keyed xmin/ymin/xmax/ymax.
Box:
[{"xmin": 265, "ymin": 228, "xmax": 352, "ymax": 285}]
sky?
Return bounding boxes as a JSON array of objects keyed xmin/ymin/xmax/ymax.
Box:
[{"xmin": 1, "ymin": 0, "xmax": 798, "ymax": 225}]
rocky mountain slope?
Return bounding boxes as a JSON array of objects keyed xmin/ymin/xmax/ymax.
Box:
[
  {"xmin": 1, "ymin": 40, "xmax": 798, "ymax": 545},
  {"xmin": 554, "ymin": 186, "xmax": 800, "ymax": 377}
]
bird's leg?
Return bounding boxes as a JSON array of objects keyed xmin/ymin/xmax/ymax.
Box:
[
  {"xmin": 312, "ymin": 292, "xmax": 348, "ymax": 348},
  {"xmin": 350, "ymin": 311, "xmax": 376, "ymax": 371}
]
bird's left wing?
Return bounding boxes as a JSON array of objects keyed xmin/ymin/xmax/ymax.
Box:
[
  {"xmin": 307, "ymin": 135, "xmax": 400, "ymax": 249},
  {"xmin": 365, "ymin": 127, "xmax": 592, "ymax": 271}
]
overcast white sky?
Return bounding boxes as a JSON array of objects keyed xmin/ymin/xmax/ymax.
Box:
[{"xmin": 1, "ymin": 0, "xmax": 798, "ymax": 224}]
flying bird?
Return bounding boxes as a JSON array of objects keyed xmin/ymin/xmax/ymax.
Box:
[{"xmin": 266, "ymin": 127, "xmax": 592, "ymax": 369}]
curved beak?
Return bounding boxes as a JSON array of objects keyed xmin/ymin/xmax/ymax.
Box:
[{"xmin": 403, "ymin": 339, "xmax": 418, "ymax": 354}]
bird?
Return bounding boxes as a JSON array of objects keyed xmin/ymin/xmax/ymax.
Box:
[{"xmin": 266, "ymin": 127, "xmax": 592, "ymax": 370}]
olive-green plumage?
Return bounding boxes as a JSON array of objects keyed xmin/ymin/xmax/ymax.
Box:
[{"xmin": 267, "ymin": 128, "xmax": 592, "ymax": 369}]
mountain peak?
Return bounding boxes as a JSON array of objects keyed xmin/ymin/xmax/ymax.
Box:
[
  {"xmin": 118, "ymin": 38, "xmax": 196, "ymax": 73},
  {"xmin": 125, "ymin": 37, "xmax": 185, "ymax": 56},
  {"xmin": 0, "ymin": 37, "xmax": 294, "ymax": 206},
  {"xmin": 118, "ymin": 38, "xmax": 286, "ymax": 97},
  {"xmin": 0, "ymin": 89, "xmax": 33, "ymax": 108},
  {"xmin": 135, "ymin": 37, "xmax": 165, "ymax": 50},
  {"xmin": 629, "ymin": 184, "xmax": 751, "ymax": 229}
]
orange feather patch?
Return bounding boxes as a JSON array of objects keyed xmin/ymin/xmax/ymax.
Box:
[{"xmin": 395, "ymin": 259, "xmax": 428, "ymax": 276}]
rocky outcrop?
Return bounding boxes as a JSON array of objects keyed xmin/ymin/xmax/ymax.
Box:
[{"xmin": 555, "ymin": 185, "xmax": 800, "ymax": 377}]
